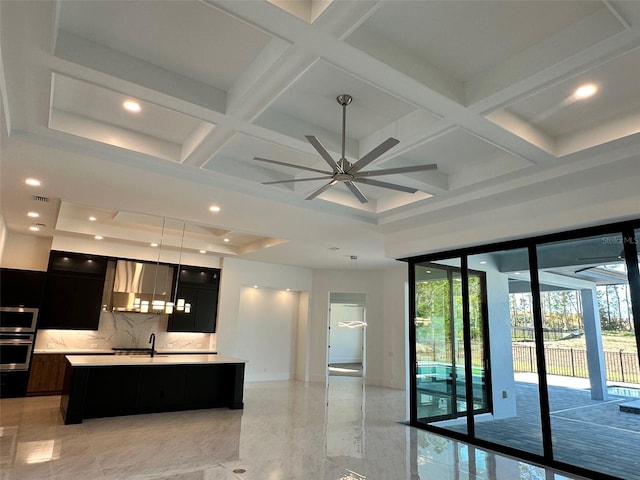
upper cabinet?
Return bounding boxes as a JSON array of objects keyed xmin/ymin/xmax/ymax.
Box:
[
  {"xmin": 39, "ymin": 251, "xmax": 108, "ymax": 330},
  {"xmin": 0, "ymin": 268, "xmax": 47, "ymax": 308},
  {"xmin": 167, "ymin": 266, "xmax": 220, "ymax": 333}
]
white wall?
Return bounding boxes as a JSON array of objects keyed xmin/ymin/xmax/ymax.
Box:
[
  {"xmin": 0, "ymin": 230, "xmax": 51, "ymax": 270},
  {"xmin": 329, "ymin": 303, "xmax": 364, "ymax": 364},
  {"xmin": 383, "ymin": 266, "xmax": 409, "ymax": 391},
  {"xmin": 235, "ymin": 287, "xmax": 300, "ymax": 381},
  {"xmin": 216, "ymin": 257, "xmax": 313, "ymax": 381},
  {"xmin": 310, "ymin": 265, "xmax": 407, "ymax": 388}
]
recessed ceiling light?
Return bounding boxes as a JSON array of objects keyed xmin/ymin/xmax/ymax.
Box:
[
  {"xmin": 123, "ymin": 100, "xmax": 141, "ymax": 112},
  {"xmin": 150, "ymin": 243, "xmax": 158, "ymax": 247},
  {"xmin": 199, "ymin": 250, "xmax": 206, "ymax": 254},
  {"xmin": 253, "ymin": 285, "xmax": 258, "ymax": 288},
  {"xmin": 223, "ymin": 238, "xmax": 230, "ymax": 243},
  {"xmin": 286, "ymin": 288, "xmax": 291, "ymax": 292},
  {"xmin": 574, "ymin": 83, "xmax": 598, "ymax": 99},
  {"xmin": 209, "ymin": 205, "xmax": 221, "ymax": 213},
  {"xmin": 479, "ymin": 261, "xmax": 487, "ymax": 265},
  {"xmin": 514, "ymin": 272, "xmax": 521, "ymax": 275},
  {"xmin": 25, "ymin": 178, "xmax": 41, "ymax": 187},
  {"xmin": 29, "ymin": 226, "xmax": 40, "ymax": 231},
  {"xmin": 89, "ymin": 216, "xmax": 97, "ymax": 222},
  {"xmin": 94, "ymin": 235, "xmax": 103, "ymax": 240},
  {"xmin": 27, "ymin": 212, "xmax": 39, "ymax": 218}
]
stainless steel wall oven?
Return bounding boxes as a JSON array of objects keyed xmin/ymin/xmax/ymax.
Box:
[{"xmin": 0, "ymin": 307, "xmax": 38, "ymax": 397}]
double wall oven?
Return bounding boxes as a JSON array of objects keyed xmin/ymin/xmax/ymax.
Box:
[{"xmin": 0, "ymin": 307, "xmax": 38, "ymax": 397}]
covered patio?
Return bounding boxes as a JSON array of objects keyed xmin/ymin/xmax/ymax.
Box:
[{"xmin": 440, "ymin": 377, "xmax": 640, "ymax": 479}]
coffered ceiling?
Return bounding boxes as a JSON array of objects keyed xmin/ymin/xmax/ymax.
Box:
[{"xmin": 1, "ymin": 1, "xmax": 639, "ymax": 269}]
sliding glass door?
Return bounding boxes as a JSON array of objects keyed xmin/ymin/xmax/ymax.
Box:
[
  {"xmin": 409, "ymin": 219, "xmax": 640, "ymax": 480},
  {"xmin": 413, "ymin": 261, "xmax": 490, "ymax": 432}
]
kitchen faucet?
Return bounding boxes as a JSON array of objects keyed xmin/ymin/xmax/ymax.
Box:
[{"xmin": 149, "ymin": 333, "xmax": 156, "ymax": 357}]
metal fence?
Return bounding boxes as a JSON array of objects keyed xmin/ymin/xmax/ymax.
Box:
[{"xmin": 512, "ymin": 343, "xmax": 640, "ymax": 384}]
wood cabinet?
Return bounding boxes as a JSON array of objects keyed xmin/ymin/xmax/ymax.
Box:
[
  {"xmin": 27, "ymin": 354, "xmax": 66, "ymax": 395},
  {"xmin": 39, "ymin": 251, "xmax": 108, "ymax": 330},
  {"xmin": 167, "ymin": 267, "xmax": 220, "ymax": 333},
  {"xmin": 0, "ymin": 268, "xmax": 47, "ymax": 308}
]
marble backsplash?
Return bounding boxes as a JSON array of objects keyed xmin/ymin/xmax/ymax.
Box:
[{"xmin": 35, "ymin": 311, "xmax": 216, "ymax": 352}]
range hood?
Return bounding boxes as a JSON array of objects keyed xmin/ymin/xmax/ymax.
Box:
[{"xmin": 110, "ymin": 260, "xmax": 175, "ymax": 313}]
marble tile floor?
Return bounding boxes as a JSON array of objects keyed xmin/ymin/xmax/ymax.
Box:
[{"xmin": 1, "ymin": 377, "xmax": 589, "ymax": 480}]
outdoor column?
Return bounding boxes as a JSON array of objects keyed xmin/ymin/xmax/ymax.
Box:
[{"xmin": 581, "ymin": 288, "xmax": 608, "ymax": 401}]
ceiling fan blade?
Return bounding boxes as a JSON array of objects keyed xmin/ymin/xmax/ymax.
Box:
[
  {"xmin": 352, "ymin": 177, "xmax": 418, "ymax": 194},
  {"xmin": 305, "ymin": 180, "xmax": 337, "ymax": 200},
  {"xmin": 253, "ymin": 157, "xmax": 333, "ymax": 175},
  {"xmin": 348, "ymin": 137, "xmax": 400, "ymax": 174},
  {"xmin": 354, "ymin": 163, "xmax": 437, "ymax": 177},
  {"xmin": 305, "ymin": 136, "xmax": 341, "ymax": 172},
  {"xmin": 263, "ymin": 176, "xmax": 333, "ymax": 185},
  {"xmin": 345, "ymin": 181, "xmax": 368, "ymax": 204},
  {"xmin": 577, "ymin": 249, "xmax": 624, "ymax": 261}
]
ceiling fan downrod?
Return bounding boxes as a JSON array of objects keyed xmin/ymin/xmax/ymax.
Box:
[{"xmin": 337, "ymin": 94, "xmax": 352, "ymax": 171}]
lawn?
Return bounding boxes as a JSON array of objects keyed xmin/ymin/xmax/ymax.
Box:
[{"xmin": 544, "ymin": 331, "xmax": 637, "ymax": 352}]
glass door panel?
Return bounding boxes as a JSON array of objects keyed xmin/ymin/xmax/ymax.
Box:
[
  {"xmin": 413, "ymin": 259, "xmax": 492, "ymax": 435},
  {"xmin": 466, "ymin": 271, "xmax": 490, "ymax": 415},
  {"xmin": 537, "ymin": 232, "xmax": 639, "ymax": 479},
  {"xmin": 468, "ymin": 249, "xmax": 543, "ymax": 456},
  {"xmin": 415, "ymin": 263, "xmax": 460, "ymax": 425}
]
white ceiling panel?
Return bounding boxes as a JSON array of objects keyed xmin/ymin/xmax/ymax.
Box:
[
  {"xmin": 2, "ymin": 0, "xmax": 640, "ymax": 268},
  {"xmin": 58, "ymin": 0, "xmax": 272, "ymax": 91},
  {"xmin": 500, "ymin": 46, "xmax": 640, "ymax": 150},
  {"xmin": 347, "ymin": 1, "xmax": 607, "ymax": 83}
]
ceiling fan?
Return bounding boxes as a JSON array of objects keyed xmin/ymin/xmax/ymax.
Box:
[{"xmin": 254, "ymin": 94, "xmax": 437, "ymax": 204}]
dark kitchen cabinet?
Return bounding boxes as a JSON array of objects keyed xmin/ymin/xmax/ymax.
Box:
[
  {"xmin": 0, "ymin": 268, "xmax": 47, "ymax": 308},
  {"xmin": 167, "ymin": 267, "xmax": 220, "ymax": 333},
  {"xmin": 39, "ymin": 251, "xmax": 107, "ymax": 330},
  {"xmin": 185, "ymin": 364, "xmax": 222, "ymax": 407},
  {"xmin": 61, "ymin": 361, "xmax": 245, "ymax": 424},
  {"xmin": 83, "ymin": 366, "xmax": 140, "ymax": 418},
  {"xmin": 137, "ymin": 365, "xmax": 186, "ymax": 410}
]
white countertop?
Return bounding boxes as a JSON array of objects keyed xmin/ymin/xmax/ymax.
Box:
[
  {"xmin": 34, "ymin": 349, "xmax": 115, "ymax": 354},
  {"xmin": 65, "ymin": 354, "xmax": 246, "ymax": 367}
]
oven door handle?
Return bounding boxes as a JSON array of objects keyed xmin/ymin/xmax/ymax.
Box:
[{"xmin": 0, "ymin": 340, "xmax": 34, "ymax": 345}]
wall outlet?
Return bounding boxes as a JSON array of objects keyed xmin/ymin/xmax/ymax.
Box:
[
  {"xmin": 47, "ymin": 343, "xmax": 55, "ymax": 348},
  {"xmin": 196, "ymin": 343, "xmax": 202, "ymax": 348},
  {"xmin": 91, "ymin": 343, "xmax": 98, "ymax": 348},
  {"xmin": 167, "ymin": 343, "xmax": 174, "ymax": 348},
  {"xmin": 502, "ymin": 390, "xmax": 508, "ymax": 399}
]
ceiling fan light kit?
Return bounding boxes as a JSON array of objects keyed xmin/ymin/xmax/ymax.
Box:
[{"xmin": 254, "ymin": 95, "xmax": 437, "ymax": 204}]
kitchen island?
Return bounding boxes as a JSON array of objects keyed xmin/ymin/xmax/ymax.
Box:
[{"xmin": 60, "ymin": 354, "xmax": 246, "ymax": 424}]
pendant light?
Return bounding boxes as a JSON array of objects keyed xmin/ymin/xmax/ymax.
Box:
[
  {"xmin": 150, "ymin": 218, "xmax": 166, "ymax": 313},
  {"xmin": 166, "ymin": 222, "xmax": 191, "ymax": 314}
]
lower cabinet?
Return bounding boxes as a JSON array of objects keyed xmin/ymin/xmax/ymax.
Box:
[
  {"xmin": 83, "ymin": 366, "xmax": 139, "ymax": 418},
  {"xmin": 27, "ymin": 354, "xmax": 66, "ymax": 395},
  {"xmin": 138, "ymin": 366, "xmax": 186, "ymax": 409},
  {"xmin": 61, "ymin": 362, "xmax": 245, "ymax": 424}
]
